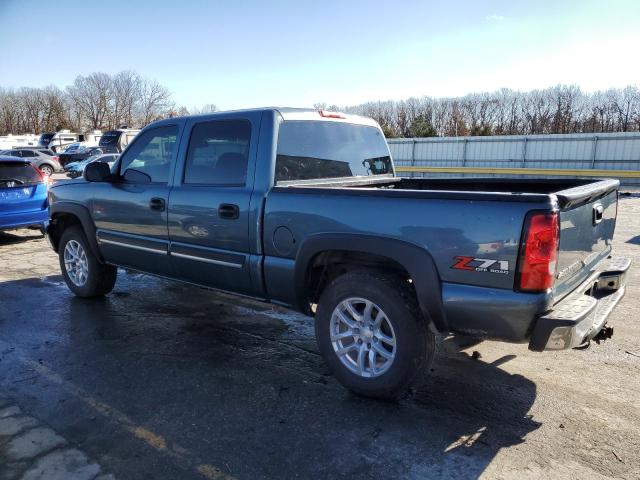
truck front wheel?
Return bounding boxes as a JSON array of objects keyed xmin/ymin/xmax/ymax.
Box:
[
  {"xmin": 315, "ymin": 271, "xmax": 435, "ymax": 399},
  {"xmin": 58, "ymin": 226, "xmax": 117, "ymax": 297}
]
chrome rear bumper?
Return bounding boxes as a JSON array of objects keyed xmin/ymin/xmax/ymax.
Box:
[{"xmin": 529, "ymin": 256, "xmax": 631, "ymax": 351}]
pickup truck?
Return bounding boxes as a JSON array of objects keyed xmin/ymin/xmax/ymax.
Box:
[{"xmin": 46, "ymin": 108, "xmax": 630, "ymax": 398}]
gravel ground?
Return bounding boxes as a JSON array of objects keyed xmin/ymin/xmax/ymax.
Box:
[{"xmin": 0, "ymin": 195, "xmax": 638, "ymax": 479}]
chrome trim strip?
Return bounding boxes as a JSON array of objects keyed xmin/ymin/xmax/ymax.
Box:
[
  {"xmin": 98, "ymin": 238, "xmax": 167, "ymax": 254},
  {"xmin": 170, "ymin": 251, "xmax": 243, "ymax": 269}
]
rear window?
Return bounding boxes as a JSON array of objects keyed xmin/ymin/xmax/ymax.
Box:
[
  {"xmin": 0, "ymin": 162, "xmax": 41, "ymax": 187},
  {"xmin": 275, "ymin": 121, "xmax": 392, "ymax": 183}
]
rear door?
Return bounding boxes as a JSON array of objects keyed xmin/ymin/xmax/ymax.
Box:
[
  {"xmin": 91, "ymin": 123, "xmax": 183, "ymax": 276},
  {"xmin": 554, "ymin": 183, "xmax": 618, "ymax": 298},
  {"xmin": 167, "ymin": 114, "xmax": 260, "ymax": 295}
]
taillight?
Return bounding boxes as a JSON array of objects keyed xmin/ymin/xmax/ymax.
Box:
[
  {"xmin": 517, "ymin": 212, "xmax": 559, "ymax": 292},
  {"xmin": 31, "ymin": 164, "xmax": 51, "ymax": 185},
  {"xmin": 318, "ymin": 110, "xmax": 346, "ymax": 119},
  {"xmin": 32, "ymin": 164, "xmax": 44, "ymax": 180}
]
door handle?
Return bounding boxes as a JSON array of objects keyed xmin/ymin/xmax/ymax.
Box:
[
  {"xmin": 218, "ymin": 203, "xmax": 240, "ymax": 219},
  {"xmin": 149, "ymin": 197, "xmax": 166, "ymax": 211}
]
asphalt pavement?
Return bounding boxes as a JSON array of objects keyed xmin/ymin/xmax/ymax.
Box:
[{"xmin": 0, "ymin": 196, "xmax": 639, "ymax": 479}]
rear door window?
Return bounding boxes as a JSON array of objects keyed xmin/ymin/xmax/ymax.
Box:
[{"xmin": 183, "ymin": 120, "xmax": 251, "ymax": 186}]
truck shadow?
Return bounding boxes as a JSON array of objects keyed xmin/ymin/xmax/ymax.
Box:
[
  {"xmin": 0, "ymin": 273, "xmax": 540, "ymax": 480},
  {"xmin": 0, "ymin": 230, "xmax": 45, "ymax": 245}
]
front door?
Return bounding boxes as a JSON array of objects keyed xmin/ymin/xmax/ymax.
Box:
[
  {"xmin": 91, "ymin": 123, "xmax": 182, "ymax": 276},
  {"xmin": 168, "ymin": 115, "xmax": 259, "ymax": 294}
]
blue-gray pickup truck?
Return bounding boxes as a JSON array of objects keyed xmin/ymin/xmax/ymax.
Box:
[{"xmin": 46, "ymin": 108, "xmax": 630, "ymax": 398}]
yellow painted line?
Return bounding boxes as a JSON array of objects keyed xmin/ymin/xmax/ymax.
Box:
[
  {"xmin": 395, "ymin": 166, "xmax": 640, "ymax": 178},
  {"xmin": 133, "ymin": 426, "xmax": 168, "ymax": 451},
  {"xmin": 3, "ymin": 344, "xmax": 237, "ymax": 480},
  {"xmin": 199, "ymin": 464, "xmax": 234, "ymax": 480}
]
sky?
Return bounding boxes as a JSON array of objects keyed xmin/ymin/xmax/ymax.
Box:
[{"xmin": 1, "ymin": 0, "xmax": 639, "ymax": 110}]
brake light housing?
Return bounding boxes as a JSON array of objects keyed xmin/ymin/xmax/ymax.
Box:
[
  {"xmin": 517, "ymin": 211, "xmax": 560, "ymax": 292},
  {"xmin": 318, "ymin": 110, "xmax": 346, "ymax": 119}
]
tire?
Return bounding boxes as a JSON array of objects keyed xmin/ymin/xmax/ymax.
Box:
[
  {"xmin": 58, "ymin": 225, "xmax": 117, "ymax": 297},
  {"xmin": 315, "ymin": 271, "xmax": 435, "ymax": 399},
  {"xmin": 39, "ymin": 164, "xmax": 54, "ymax": 176}
]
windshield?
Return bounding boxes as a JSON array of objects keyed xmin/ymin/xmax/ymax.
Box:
[
  {"xmin": 99, "ymin": 132, "xmax": 120, "ymax": 146},
  {"xmin": 0, "ymin": 162, "xmax": 41, "ymax": 187},
  {"xmin": 39, "ymin": 133, "xmax": 55, "ymax": 144},
  {"xmin": 64, "ymin": 143, "xmax": 80, "ymax": 152},
  {"xmin": 275, "ymin": 121, "xmax": 392, "ymax": 183}
]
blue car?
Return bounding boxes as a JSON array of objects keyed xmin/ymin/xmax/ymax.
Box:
[{"xmin": 0, "ymin": 156, "xmax": 49, "ymax": 233}]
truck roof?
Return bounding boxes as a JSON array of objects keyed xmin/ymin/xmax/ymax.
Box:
[{"xmin": 150, "ymin": 107, "xmax": 379, "ymax": 128}]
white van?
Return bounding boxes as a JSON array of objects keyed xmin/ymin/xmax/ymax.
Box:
[
  {"xmin": 48, "ymin": 130, "xmax": 102, "ymax": 152},
  {"xmin": 48, "ymin": 130, "xmax": 81, "ymax": 153},
  {"xmin": 0, "ymin": 134, "xmax": 40, "ymax": 150},
  {"xmin": 98, "ymin": 127, "xmax": 140, "ymax": 153}
]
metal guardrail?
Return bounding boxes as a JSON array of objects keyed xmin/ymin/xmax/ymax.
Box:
[{"xmin": 388, "ymin": 132, "xmax": 640, "ymax": 184}]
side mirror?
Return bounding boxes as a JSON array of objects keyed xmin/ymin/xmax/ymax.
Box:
[{"xmin": 84, "ymin": 161, "xmax": 111, "ymax": 182}]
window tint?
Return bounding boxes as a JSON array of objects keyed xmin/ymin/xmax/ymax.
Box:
[
  {"xmin": 119, "ymin": 125, "xmax": 178, "ymax": 183},
  {"xmin": 275, "ymin": 121, "xmax": 392, "ymax": 183},
  {"xmin": 184, "ymin": 120, "xmax": 251, "ymax": 185}
]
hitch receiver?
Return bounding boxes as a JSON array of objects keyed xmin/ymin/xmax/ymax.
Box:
[{"xmin": 593, "ymin": 325, "xmax": 614, "ymax": 344}]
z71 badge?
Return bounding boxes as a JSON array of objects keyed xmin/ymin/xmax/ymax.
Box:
[{"xmin": 452, "ymin": 256, "xmax": 509, "ymax": 274}]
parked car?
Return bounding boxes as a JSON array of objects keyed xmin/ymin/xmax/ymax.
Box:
[
  {"xmin": 58, "ymin": 144, "xmax": 104, "ymax": 167},
  {"xmin": 65, "ymin": 154, "xmax": 119, "ymax": 178},
  {"xmin": 46, "ymin": 108, "xmax": 630, "ymax": 399},
  {"xmin": 0, "ymin": 156, "xmax": 49, "ymax": 233},
  {"xmin": 0, "ymin": 148, "xmax": 63, "ymax": 176},
  {"xmin": 98, "ymin": 127, "xmax": 140, "ymax": 153}
]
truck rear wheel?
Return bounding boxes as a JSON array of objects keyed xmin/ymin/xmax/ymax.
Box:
[
  {"xmin": 315, "ymin": 271, "xmax": 435, "ymax": 399},
  {"xmin": 59, "ymin": 225, "xmax": 117, "ymax": 297}
]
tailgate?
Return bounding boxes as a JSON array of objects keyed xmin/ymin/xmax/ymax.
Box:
[
  {"xmin": 554, "ymin": 180, "xmax": 618, "ymax": 299},
  {"xmin": 0, "ymin": 184, "xmax": 47, "ymax": 214}
]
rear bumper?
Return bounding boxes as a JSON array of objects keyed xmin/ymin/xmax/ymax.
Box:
[
  {"xmin": 0, "ymin": 209, "xmax": 49, "ymax": 230},
  {"xmin": 528, "ymin": 256, "xmax": 631, "ymax": 351}
]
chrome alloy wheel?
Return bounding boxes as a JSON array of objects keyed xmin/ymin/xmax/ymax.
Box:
[
  {"xmin": 63, "ymin": 240, "xmax": 89, "ymax": 287},
  {"xmin": 330, "ymin": 297, "xmax": 396, "ymax": 378}
]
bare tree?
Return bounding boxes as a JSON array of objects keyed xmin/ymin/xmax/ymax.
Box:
[
  {"xmin": 66, "ymin": 73, "xmax": 112, "ymax": 129},
  {"xmin": 138, "ymin": 79, "xmax": 173, "ymax": 125}
]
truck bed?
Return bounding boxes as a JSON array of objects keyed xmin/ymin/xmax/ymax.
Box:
[{"xmin": 269, "ymin": 176, "xmax": 618, "ymax": 301}]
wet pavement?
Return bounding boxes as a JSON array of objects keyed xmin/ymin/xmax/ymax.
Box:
[{"xmin": 1, "ymin": 197, "xmax": 639, "ymax": 479}]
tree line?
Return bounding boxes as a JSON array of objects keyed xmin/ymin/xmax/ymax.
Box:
[
  {"xmin": 2, "ymin": 73, "xmax": 638, "ymax": 138},
  {"xmin": 0, "ymin": 71, "xmax": 217, "ymax": 136},
  {"xmin": 317, "ymin": 85, "xmax": 640, "ymax": 137}
]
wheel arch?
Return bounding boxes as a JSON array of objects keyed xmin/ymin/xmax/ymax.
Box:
[
  {"xmin": 48, "ymin": 202, "xmax": 103, "ymax": 261},
  {"xmin": 294, "ymin": 233, "xmax": 447, "ymax": 332}
]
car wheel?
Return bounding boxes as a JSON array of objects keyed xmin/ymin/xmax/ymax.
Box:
[
  {"xmin": 315, "ymin": 271, "xmax": 435, "ymax": 399},
  {"xmin": 58, "ymin": 225, "xmax": 117, "ymax": 297},
  {"xmin": 39, "ymin": 164, "xmax": 54, "ymax": 176}
]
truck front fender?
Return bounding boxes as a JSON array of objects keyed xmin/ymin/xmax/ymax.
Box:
[
  {"xmin": 49, "ymin": 202, "xmax": 103, "ymax": 262},
  {"xmin": 294, "ymin": 233, "xmax": 447, "ymax": 332}
]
